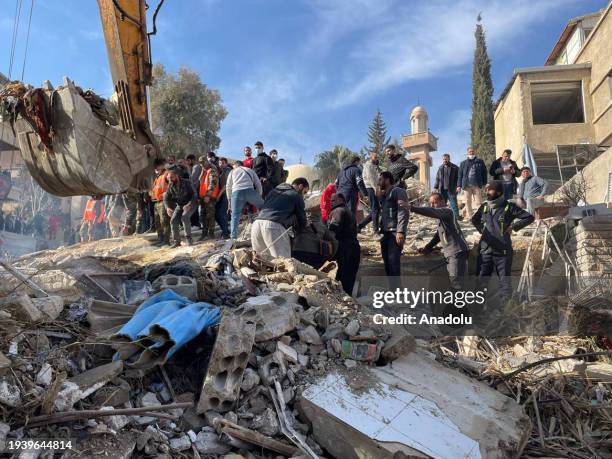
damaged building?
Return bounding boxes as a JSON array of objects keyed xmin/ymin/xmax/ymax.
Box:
[{"xmin": 494, "ymin": 5, "xmax": 611, "ymax": 194}]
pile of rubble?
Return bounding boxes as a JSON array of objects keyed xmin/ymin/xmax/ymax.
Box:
[{"xmin": 0, "ymin": 213, "xmax": 610, "ymax": 458}]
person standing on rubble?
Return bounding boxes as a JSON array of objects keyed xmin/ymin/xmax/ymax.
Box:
[
  {"xmin": 328, "ymin": 193, "xmax": 360, "ymax": 295},
  {"xmin": 80, "ymin": 197, "xmax": 104, "ymax": 243},
  {"xmin": 164, "ymin": 166, "xmax": 197, "ymax": 247},
  {"xmin": 335, "ymin": 155, "xmax": 369, "ymax": 216},
  {"xmin": 121, "ymin": 192, "xmax": 145, "ymax": 236},
  {"xmin": 378, "ymin": 171, "xmax": 409, "ymax": 284},
  {"xmin": 198, "ymin": 157, "xmax": 220, "ymax": 240},
  {"xmin": 385, "ymin": 144, "xmax": 418, "ymax": 189},
  {"xmin": 150, "ymin": 159, "xmax": 170, "ymax": 246},
  {"xmin": 253, "ymin": 141, "xmax": 275, "ymax": 198},
  {"xmin": 433, "ymin": 153, "xmax": 460, "ymax": 220},
  {"xmin": 471, "ymin": 181, "xmax": 534, "ymax": 302},
  {"xmin": 269, "ymin": 149, "xmax": 284, "ymax": 189},
  {"xmin": 517, "ymin": 167, "xmax": 550, "ymax": 215},
  {"xmin": 226, "ymin": 160, "xmax": 264, "ymax": 239},
  {"xmin": 186, "ymin": 154, "xmax": 202, "ymax": 230},
  {"xmin": 215, "ymin": 157, "xmax": 232, "ymax": 239},
  {"xmin": 251, "ymin": 178, "xmax": 309, "ymax": 258},
  {"xmin": 402, "ymin": 193, "xmax": 469, "ymax": 290},
  {"xmin": 489, "ymin": 149, "xmax": 520, "ymax": 200},
  {"xmin": 457, "ymin": 147, "xmax": 487, "ymax": 219},
  {"xmin": 358, "ymin": 150, "xmax": 381, "ymax": 233}
]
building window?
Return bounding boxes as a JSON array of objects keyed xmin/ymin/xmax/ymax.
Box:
[{"xmin": 531, "ymin": 81, "xmax": 585, "ymax": 125}]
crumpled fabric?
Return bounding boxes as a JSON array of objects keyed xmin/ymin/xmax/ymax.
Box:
[{"xmin": 111, "ymin": 289, "xmax": 221, "ymax": 369}]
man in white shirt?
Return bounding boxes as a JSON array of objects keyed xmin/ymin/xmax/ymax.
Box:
[{"xmin": 226, "ymin": 160, "xmax": 264, "ymax": 239}]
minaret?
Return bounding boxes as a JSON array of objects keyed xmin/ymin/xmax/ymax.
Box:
[{"xmin": 402, "ymin": 105, "xmax": 437, "ymax": 190}]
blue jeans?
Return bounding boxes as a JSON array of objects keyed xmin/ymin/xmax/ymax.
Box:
[
  {"xmin": 502, "ymin": 182, "xmax": 514, "ymax": 200},
  {"xmin": 358, "ymin": 187, "xmax": 380, "ymax": 231},
  {"xmin": 230, "ymin": 188, "xmax": 265, "ymax": 239},
  {"xmin": 215, "ymin": 194, "xmax": 230, "ymax": 237},
  {"xmin": 440, "ymin": 189, "xmax": 459, "ymax": 219}
]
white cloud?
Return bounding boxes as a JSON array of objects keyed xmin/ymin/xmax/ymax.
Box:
[
  {"xmin": 433, "ymin": 109, "xmax": 472, "ymax": 170},
  {"xmin": 319, "ymin": 0, "xmax": 569, "ymax": 108},
  {"xmin": 79, "ymin": 29, "xmax": 102, "ymax": 41}
]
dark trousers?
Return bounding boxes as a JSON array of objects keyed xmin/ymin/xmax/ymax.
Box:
[
  {"xmin": 381, "ymin": 232, "xmax": 402, "ymax": 283},
  {"xmin": 293, "ymin": 251, "xmax": 326, "ymax": 270},
  {"xmin": 215, "ymin": 194, "xmax": 230, "ymax": 237},
  {"xmin": 447, "ymin": 250, "xmax": 468, "ymax": 290},
  {"xmin": 358, "ymin": 187, "xmax": 379, "ymax": 232},
  {"xmin": 478, "ymin": 250, "xmax": 513, "ymax": 302},
  {"xmin": 502, "ymin": 182, "xmax": 514, "ymax": 200},
  {"xmin": 336, "ymin": 239, "xmax": 360, "ymax": 295}
]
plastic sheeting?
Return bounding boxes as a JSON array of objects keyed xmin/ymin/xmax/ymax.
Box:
[{"xmin": 111, "ymin": 289, "xmax": 221, "ymax": 370}]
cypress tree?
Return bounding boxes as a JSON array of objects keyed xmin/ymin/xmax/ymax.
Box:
[
  {"xmin": 470, "ymin": 14, "xmax": 496, "ymax": 166},
  {"xmin": 366, "ymin": 109, "xmax": 390, "ymax": 157}
]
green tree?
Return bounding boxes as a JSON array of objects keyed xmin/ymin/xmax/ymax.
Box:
[
  {"xmin": 314, "ymin": 145, "xmax": 361, "ymax": 185},
  {"xmin": 366, "ymin": 109, "xmax": 390, "ymax": 157},
  {"xmin": 151, "ymin": 64, "xmax": 227, "ymax": 157},
  {"xmin": 470, "ymin": 14, "xmax": 495, "ymax": 166}
]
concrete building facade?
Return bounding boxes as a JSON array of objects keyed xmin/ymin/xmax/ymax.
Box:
[
  {"xmin": 402, "ymin": 105, "xmax": 436, "ymax": 190},
  {"xmin": 494, "ymin": 4, "xmax": 611, "ymax": 190}
]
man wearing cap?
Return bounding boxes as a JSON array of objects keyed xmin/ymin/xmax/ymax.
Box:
[{"xmin": 471, "ymin": 180, "xmax": 534, "ymax": 302}]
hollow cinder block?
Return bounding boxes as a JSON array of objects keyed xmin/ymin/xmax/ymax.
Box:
[
  {"xmin": 152, "ymin": 274, "xmax": 198, "ymax": 301},
  {"xmin": 197, "ymin": 314, "xmax": 256, "ymax": 414}
]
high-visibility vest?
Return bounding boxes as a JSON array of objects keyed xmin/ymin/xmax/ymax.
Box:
[
  {"xmin": 199, "ymin": 168, "xmax": 220, "ymax": 199},
  {"xmin": 151, "ymin": 172, "xmax": 169, "ymax": 202},
  {"xmin": 83, "ymin": 199, "xmax": 97, "ymax": 222}
]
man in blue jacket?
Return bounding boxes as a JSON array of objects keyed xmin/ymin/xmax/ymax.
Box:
[
  {"xmin": 335, "ymin": 156, "xmax": 368, "ymax": 216},
  {"xmin": 457, "ymin": 147, "xmax": 487, "ymax": 219}
]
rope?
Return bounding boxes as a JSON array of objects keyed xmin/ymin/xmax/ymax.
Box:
[
  {"xmin": 20, "ymin": 0, "xmax": 34, "ymax": 81},
  {"xmin": 8, "ymin": 0, "xmax": 23, "ymax": 80}
]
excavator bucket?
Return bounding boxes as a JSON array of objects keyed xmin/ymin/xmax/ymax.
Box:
[{"xmin": 10, "ymin": 78, "xmax": 154, "ymax": 197}]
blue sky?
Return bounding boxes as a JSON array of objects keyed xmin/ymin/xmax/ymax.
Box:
[{"xmin": 1, "ymin": 0, "xmax": 607, "ymax": 170}]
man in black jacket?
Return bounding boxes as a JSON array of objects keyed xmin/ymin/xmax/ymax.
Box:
[
  {"xmin": 385, "ymin": 144, "xmax": 418, "ymax": 188},
  {"xmin": 471, "ymin": 181, "xmax": 534, "ymax": 302},
  {"xmin": 335, "ymin": 156, "xmax": 368, "ymax": 215},
  {"xmin": 251, "ymin": 178, "xmax": 309, "ymax": 258},
  {"xmin": 328, "ymin": 193, "xmax": 360, "ymax": 295},
  {"xmin": 378, "ymin": 171, "xmax": 409, "ymax": 284},
  {"xmin": 489, "ymin": 149, "xmax": 520, "ymax": 200},
  {"xmin": 404, "ymin": 193, "xmax": 468, "ymax": 289},
  {"xmin": 252, "ymin": 141, "xmax": 275, "ymax": 198},
  {"xmin": 433, "ymin": 153, "xmax": 460, "ymax": 219},
  {"xmin": 269, "ymin": 149, "xmax": 284, "ymax": 188},
  {"xmin": 164, "ymin": 166, "xmax": 197, "ymax": 248}
]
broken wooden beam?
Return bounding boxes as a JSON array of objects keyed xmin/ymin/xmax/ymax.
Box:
[{"xmin": 215, "ymin": 419, "xmax": 299, "ymax": 456}]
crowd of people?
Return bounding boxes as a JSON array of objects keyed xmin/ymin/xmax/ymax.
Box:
[
  {"xmin": 0, "ymin": 208, "xmax": 69, "ymax": 242},
  {"xmin": 76, "ymin": 143, "xmax": 549, "ymax": 302}
]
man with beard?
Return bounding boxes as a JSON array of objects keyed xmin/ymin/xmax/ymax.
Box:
[
  {"xmin": 385, "ymin": 144, "xmax": 418, "ymax": 188},
  {"xmin": 328, "ymin": 193, "xmax": 360, "ymax": 295}
]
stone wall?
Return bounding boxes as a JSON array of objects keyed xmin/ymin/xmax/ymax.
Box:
[{"xmin": 565, "ymin": 215, "xmax": 612, "ymax": 278}]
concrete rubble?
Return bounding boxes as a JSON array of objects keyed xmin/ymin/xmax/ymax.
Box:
[{"xmin": 0, "ymin": 212, "xmax": 609, "ymax": 459}]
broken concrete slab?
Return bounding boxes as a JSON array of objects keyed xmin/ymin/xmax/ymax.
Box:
[
  {"xmin": 30, "ymin": 296, "xmax": 64, "ymax": 320},
  {"xmin": 169, "ymin": 434, "xmax": 191, "ymax": 452},
  {"xmin": 54, "ymin": 361, "xmax": 124, "ymax": 411},
  {"xmin": 381, "ymin": 328, "xmax": 416, "ymax": 362},
  {"xmin": 197, "ymin": 314, "xmax": 256, "ymax": 414},
  {"xmin": 0, "ymin": 379, "xmax": 21, "ymax": 407},
  {"xmin": 233, "ymin": 292, "xmax": 301, "ymax": 342},
  {"xmin": 297, "ymin": 325, "xmax": 322, "ymax": 345},
  {"xmin": 344, "ymin": 319, "xmax": 360, "ymax": 337},
  {"xmin": 240, "ymin": 368, "xmax": 260, "ymax": 392},
  {"xmin": 0, "ymin": 293, "xmax": 42, "ymax": 322},
  {"xmin": 195, "ymin": 427, "xmax": 232, "ymax": 455},
  {"xmin": 300, "ymin": 352, "xmax": 531, "ymax": 459}
]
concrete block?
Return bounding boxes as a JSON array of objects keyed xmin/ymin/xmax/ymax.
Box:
[
  {"xmin": 276, "ymin": 341, "xmax": 298, "ymax": 364},
  {"xmin": 298, "ymin": 325, "xmax": 322, "ymax": 345},
  {"xmin": 31, "ymin": 296, "xmax": 64, "ymax": 320},
  {"xmin": 240, "ymin": 368, "xmax": 260, "ymax": 392},
  {"xmin": 197, "ymin": 314, "xmax": 256, "ymax": 414},
  {"xmin": 0, "ymin": 293, "xmax": 42, "ymax": 322},
  {"xmin": 0, "ymin": 380, "xmax": 21, "ymax": 407},
  {"xmin": 258, "ymin": 351, "xmax": 287, "ymax": 386},
  {"xmin": 54, "ymin": 361, "xmax": 123, "ymax": 411},
  {"xmin": 233, "ymin": 292, "xmax": 301, "ymax": 342},
  {"xmin": 169, "ymin": 435, "xmax": 191, "ymax": 452},
  {"xmin": 381, "ymin": 329, "xmax": 416, "ymax": 362},
  {"xmin": 195, "ymin": 428, "xmax": 231, "ymax": 455},
  {"xmin": 152, "ymin": 275, "xmax": 198, "ymax": 301},
  {"xmin": 344, "ymin": 320, "xmax": 360, "ymax": 337},
  {"xmin": 100, "ymin": 406, "xmax": 130, "ymax": 431}
]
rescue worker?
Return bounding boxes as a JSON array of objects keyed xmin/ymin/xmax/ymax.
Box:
[
  {"xmin": 385, "ymin": 144, "xmax": 418, "ymax": 188},
  {"xmin": 471, "ymin": 181, "xmax": 534, "ymax": 302},
  {"xmin": 198, "ymin": 157, "xmax": 220, "ymax": 240},
  {"xmin": 269, "ymin": 149, "xmax": 284, "ymax": 188},
  {"xmin": 328, "ymin": 193, "xmax": 360, "ymax": 295},
  {"xmin": 215, "ymin": 157, "xmax": 232, "ymax": 239},
  {"xmin": 335, "ymin": 155, "xmax": 368, "ymax": 216},
  {"xmin": 226, "ymin": 160, "xmax": 264, "ymax": 239},
  {"xmin": 378, "ymin": 171, "xmax": 409, "ymax": 284},
  {"xmin": 186, "ymin": 153, "xmax": 202, "ymax": 230},
  {"xmin": 253, "ymin": 141, "xmax": 274, "ymax": 197},
  {"xmin": 80, "ymin": 197, "xmax": 104, "ymax": 242},
  {"xmin": 106, "ymin": 194, "xmax": 125, "ymax": 238},
  {"xmin": 251, "ymin": 178, "xmax": 309, "ymax": 258},
  {"xmin": 150, "ymin": 159, "xmax": 170, "ymax": 246},
  {"xmin": 164, "ymin": 166, "xmax": 197, "ymax": 248},
  {"xmin": 292, "ymin": 214, "xmax": 337, "ymax": 269},
  {"xmin": 404, "ymin": 193, "xmax": 469, "ymax": 290}
]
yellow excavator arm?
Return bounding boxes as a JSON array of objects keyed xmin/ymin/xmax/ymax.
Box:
[{"xmin": 98, "ymin": 0, "xmax": 154, "ymax": 146}]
